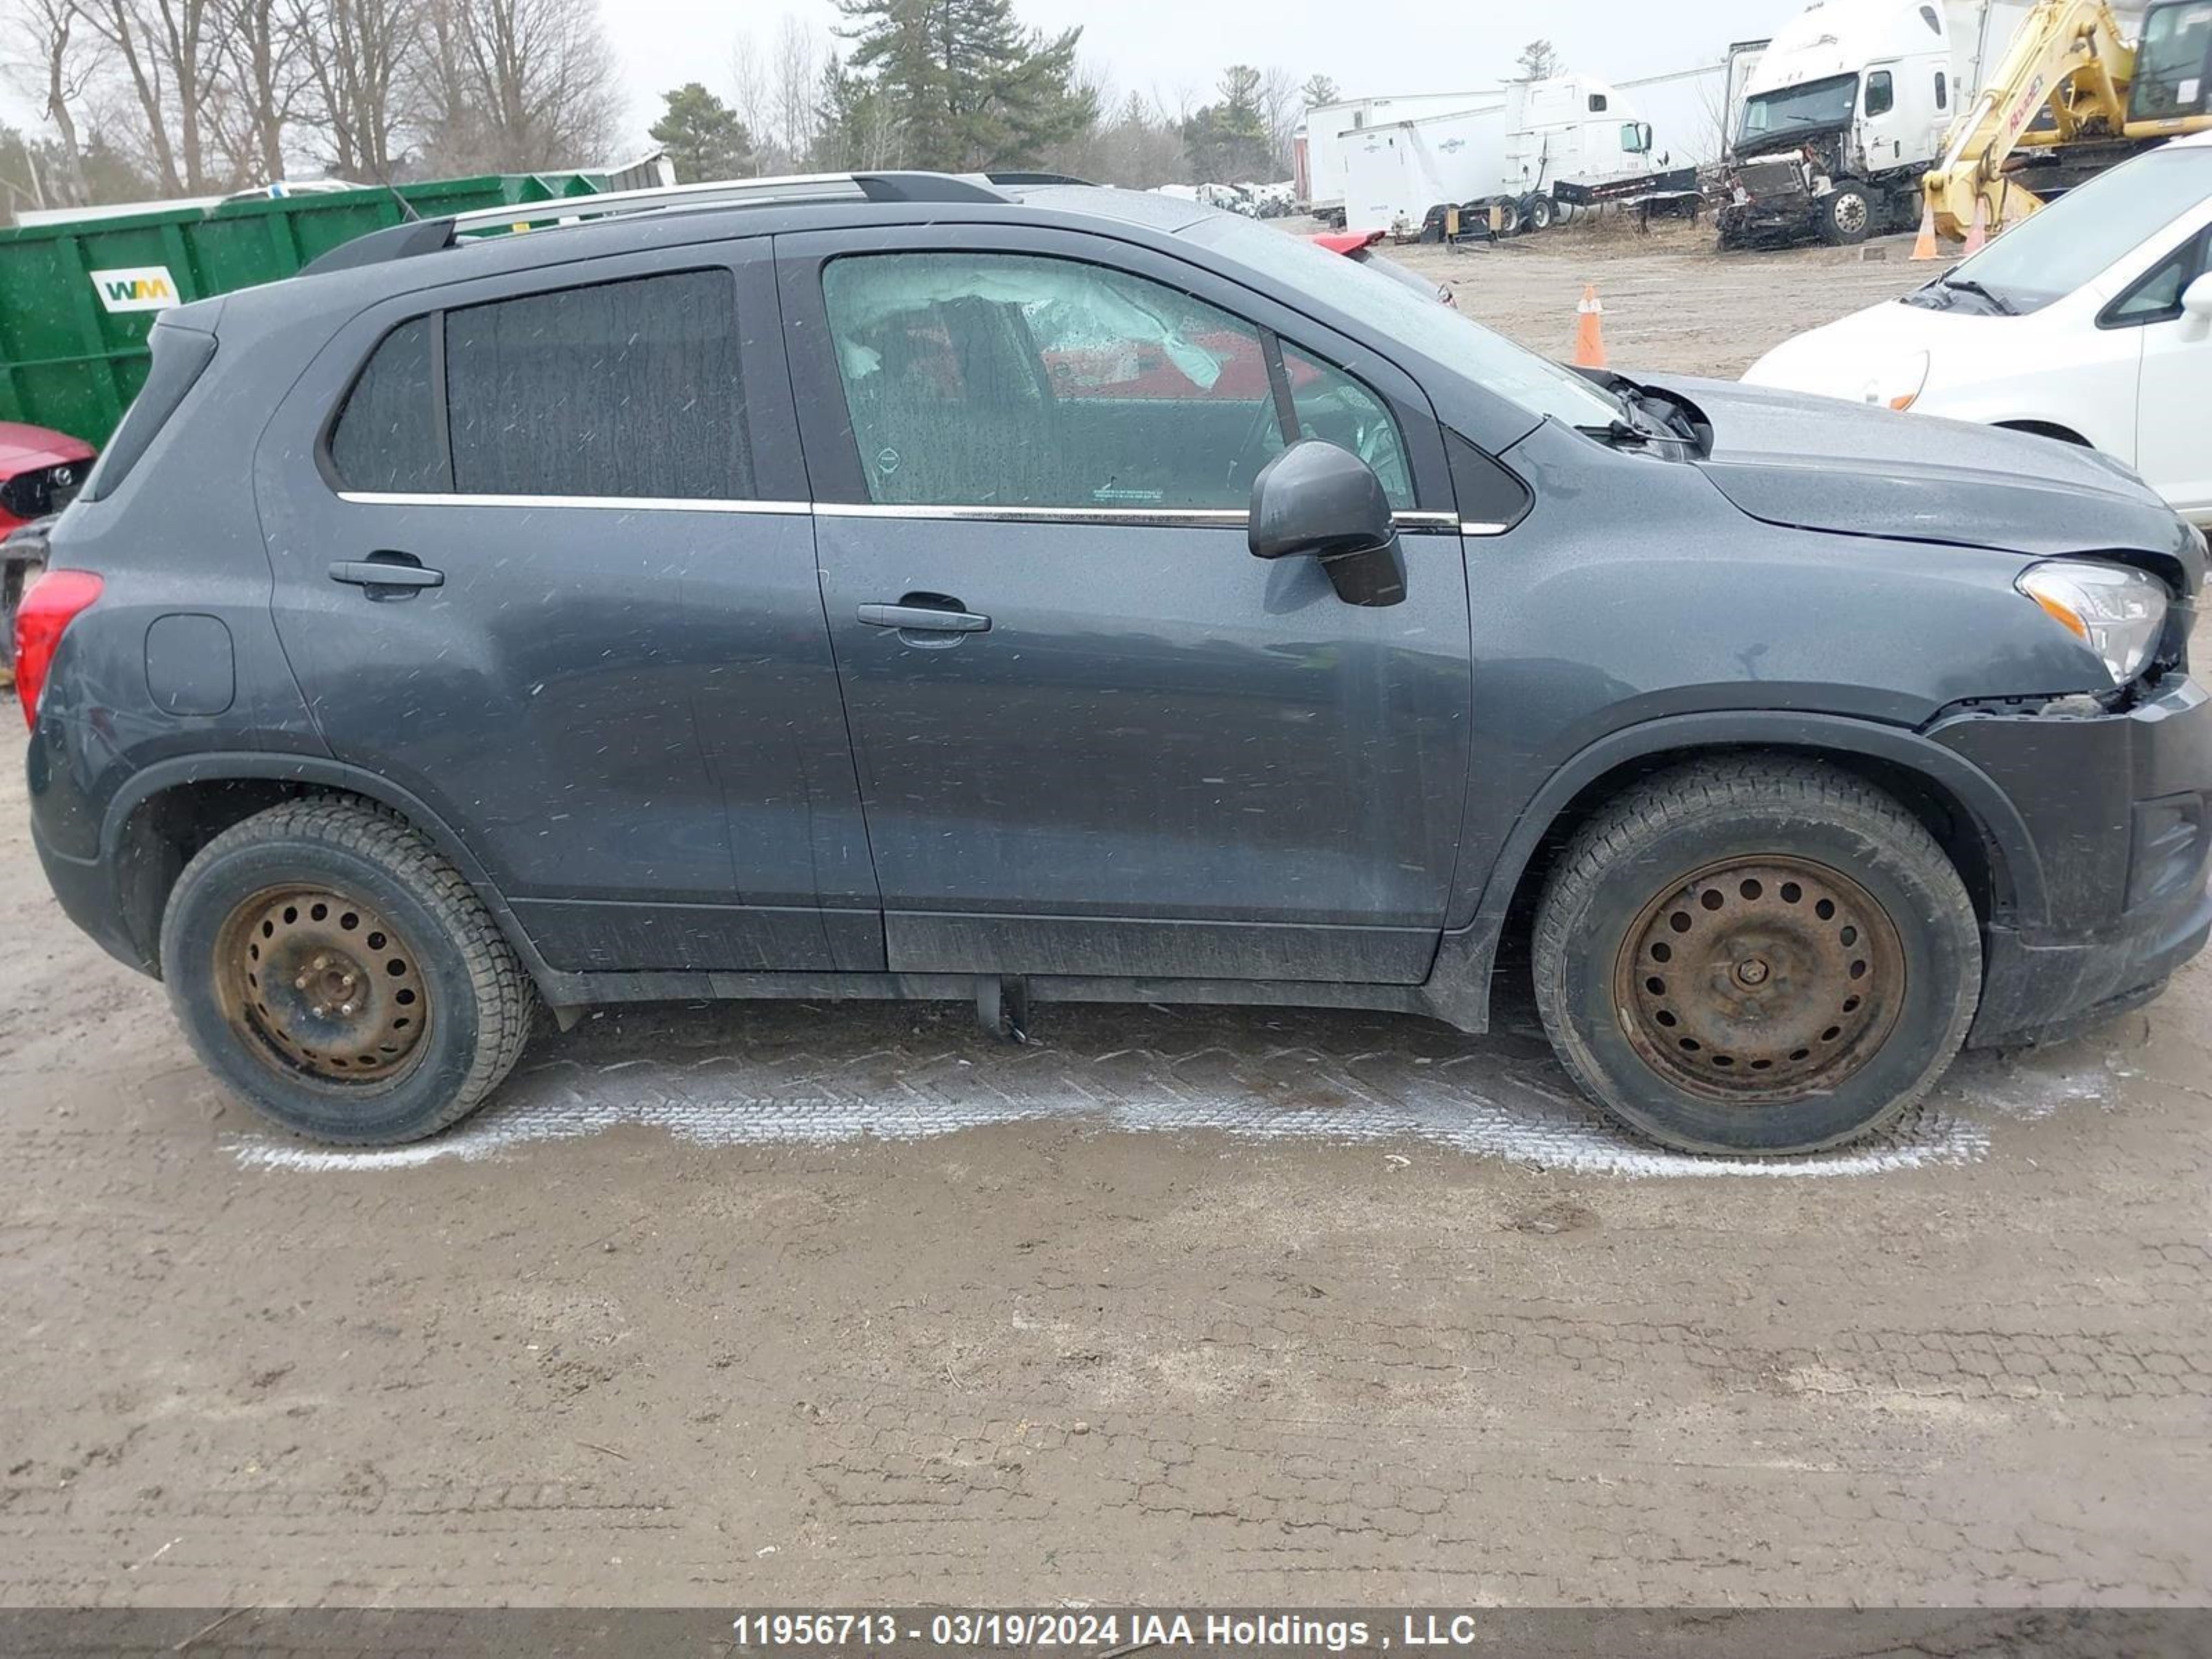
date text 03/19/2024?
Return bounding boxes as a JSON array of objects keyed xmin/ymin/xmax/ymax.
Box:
[{"xmin": 727, "ymin": 1613, "xmax": 1488, "ymax": 1651}]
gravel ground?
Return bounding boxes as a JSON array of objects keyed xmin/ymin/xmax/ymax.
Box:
[{"xmin": 3, "ymin": 222, "xmax": 2209, "ymax": 1611}]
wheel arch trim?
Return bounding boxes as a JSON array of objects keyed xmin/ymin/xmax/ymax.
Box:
[
  {"xmin": 100, "ymin": 750, "xmax": 575, "ymax": 999},
  {"xmin": 1422, "ymin": 709, "xmax": 2047, "ymax": 1031}
]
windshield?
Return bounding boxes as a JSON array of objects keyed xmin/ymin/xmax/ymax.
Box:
[
  {"xmin": 1190, "ymin": 213, "xmax": 1624, "ymax": 432},
  {"xmin": 1350, "ymin": 247, "xmax": 1448, "ymax": 305},
  {"xmin": 1940, "ymin": 144, "xmax": 2212, "ymax": 313},
  {"xmin": 2134, "ymin": 2, "xmax": 2212, "ymax": 120},
  {"xmin": 1737, "ymin": 73, "xmax": 1859, "ymax": 144}
]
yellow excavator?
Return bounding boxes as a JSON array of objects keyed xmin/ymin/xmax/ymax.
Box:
[{"xmin": 1924, "ymin": 0, "xmax": 2212, "ymax": 237}]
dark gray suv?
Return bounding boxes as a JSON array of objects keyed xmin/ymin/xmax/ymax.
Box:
[{"xmin": 20, "ymin": 172, "xmax": 2212, "ymax": 1156}]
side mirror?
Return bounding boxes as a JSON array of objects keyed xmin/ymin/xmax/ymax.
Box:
[
  {"xmin": 2182, "ymin": 272, "xmax": 2212, "ymax": 341},
  {"xmin": 1248, "ymin": 440, "xmax": 1407, "ymax": 608}
]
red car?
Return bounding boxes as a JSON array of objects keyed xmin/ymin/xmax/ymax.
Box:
[
  {"xmin": 0, "ymin": 420, "xmax": 95, "ymax": 534},
  {"xmin": 1311, "ymin": 229, "xmax": 1457, "ymax": 307}
]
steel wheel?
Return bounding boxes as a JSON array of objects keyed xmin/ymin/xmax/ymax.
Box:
[
  {"xmin": 1822, "ymin": 185, "xmax": 1874, "ymax": 245},
  {"xmin": 1612, "ymin": 856, "xmax": 1906, "ymax": 1104},
  {"xmin": 214, "ymin": 884, "xmax": 432, "ymax": 1085}
]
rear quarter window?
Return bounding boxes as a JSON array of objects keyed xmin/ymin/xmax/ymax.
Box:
[{"xmin": 329, "ymin": 317, "xmax": 447, "ymax": 493}]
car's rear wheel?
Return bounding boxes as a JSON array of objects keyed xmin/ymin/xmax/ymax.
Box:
[
  {"xmin": 161, "ymin": 798, "xmax": 535, "ymax": 1144},
  {"xmin": 1531, "ymin": 758, "xmax": 1980, "ymax": 1155}
]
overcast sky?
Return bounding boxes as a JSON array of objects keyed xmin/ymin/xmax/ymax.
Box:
[
  {"xmin": 628, "ymin": 0, "xmax": 1798, "ymax": 149},
  {"xmin": 2, "ymin": 0, "xmax": 1805, "ymax": 172}
]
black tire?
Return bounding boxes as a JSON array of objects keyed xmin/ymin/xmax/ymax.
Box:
[
  {"xmin": 1524, "ymin": 193, "xmax": 1557, "ymax": 232},
  {"xmin": 1817, "ymin": 182, "xmax": 1875, "ymax": 245},
  {"xmin": 1531, "ymin": 758, "xmax": 1980, "ymax": 1156},
  {"xmin": 160, "ymin": 798, "xmax": 536, "ymax": 1144}
]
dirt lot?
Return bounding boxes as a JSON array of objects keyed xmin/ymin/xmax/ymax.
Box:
[{"xmin": 4, "ymin": 225, "xmax": 2210, "ymax": 1612}]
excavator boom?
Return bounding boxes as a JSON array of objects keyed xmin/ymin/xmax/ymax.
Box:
[
  {"xmin": 1924, "ymin": 0, "xmax": 2136, "ymax": 238},
  {"xmin": 1924, "ymin": 0, "xmax": 2212, "ymax": 240}
]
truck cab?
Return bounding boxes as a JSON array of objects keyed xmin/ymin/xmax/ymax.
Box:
[{"xmin": 1721, "ymin": 0, "xmax": 2031, "ymax": 245}]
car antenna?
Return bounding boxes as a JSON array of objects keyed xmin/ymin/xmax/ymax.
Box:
[{"xmin": 379, "ymin": 174, "xmax": 421, "ymax": 223}]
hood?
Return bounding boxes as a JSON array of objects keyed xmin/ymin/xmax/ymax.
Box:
[
  {"xmin": 0, "ymin": 420, "xmax": 97, "ymax": 472},
  {"xmin": 1743, "ymin": 293, "xmax": 2014, "ymax": 391},
  {"xmin": 1651, "ymin": 375, "xmax": 2201, "ymax": 577}
]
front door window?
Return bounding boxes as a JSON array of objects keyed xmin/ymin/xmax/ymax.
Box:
[{"xmin": 820, "ymin": 250, "xmax": 1412, "ymax": 512}]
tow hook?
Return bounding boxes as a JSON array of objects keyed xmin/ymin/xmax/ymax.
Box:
[{"xmin": 976, "ymin": 976, "xmax": 1031, "ymax": 1044}]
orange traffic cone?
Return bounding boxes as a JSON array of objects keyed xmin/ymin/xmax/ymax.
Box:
[
  {"xmin": 1962, "ymin": 196, "xmax": 1989, "ymax": 256},
  {"xmin": 1574, "ymin": 283, "xmax": 1608, "ymax": 369},
  {"xmin": 1911, "ymin": 198, "xmax": 1940, "ymax": 261}
]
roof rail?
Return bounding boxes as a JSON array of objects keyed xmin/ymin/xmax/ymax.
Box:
[
  {"xmin": 440, "ymin": 169, "xmax": 1009, "ymax": 235},
  {"xmin": 299, "ymin": 171, "xmax": 1018, "ymax": 278}
]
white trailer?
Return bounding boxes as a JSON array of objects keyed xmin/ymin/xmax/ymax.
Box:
[
  {"xmin": 1297, "ymin": 91, "xmax": 1501, "ymax": 220},
  {"xmin": 1339, "ymin": 75, "xmax": 1661, "ymax": 236}
]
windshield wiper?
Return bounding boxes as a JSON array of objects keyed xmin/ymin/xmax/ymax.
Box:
[
  {"xmin": 1938, "ymin": 274, "xmax": 2016, "ymax": 315},
  {"xmin": 1577, "ymin": 418, "xmax": 1656, "ymax": 449}
]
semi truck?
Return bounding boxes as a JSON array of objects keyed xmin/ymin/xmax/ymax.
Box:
[
  {"xmin": 1718, "ymin": 0, "xmax": 2066, "ymax": 245},
  {"xmin": 1338, "ymin": 75, "xmax": 1665, "ymax": 237}
]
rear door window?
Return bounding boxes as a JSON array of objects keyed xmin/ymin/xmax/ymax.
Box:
[{"xmin": 328, "ymin": 268, "xmax": 754, "ymax": 500}]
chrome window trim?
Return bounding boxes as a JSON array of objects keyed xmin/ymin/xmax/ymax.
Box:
[
  {"xmin": 337, "ymin": 491, "xmax": 812, "ymax": 514},
  {"xmin": 814, "ymin": 502, "xmax": 1252, "ymax": 528},
  {"xmin": 334, "ymin": 491, "xmax": 1494, "ymax": 535}
]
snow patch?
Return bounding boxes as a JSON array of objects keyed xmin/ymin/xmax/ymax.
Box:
[{"xmin": 230, "ymin": 1042, "xmax": 1990, "ymax": 1179}]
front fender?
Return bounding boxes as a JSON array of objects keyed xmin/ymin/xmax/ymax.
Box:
[{"xmin": 1420, "ymin": 710, "xmax": 2045, "ymax": 1035}]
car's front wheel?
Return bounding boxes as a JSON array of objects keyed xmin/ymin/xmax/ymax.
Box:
[
  {"xmin": 161, "ymin": 798, "xmax": 536, "ymax": 1144},
  {"xmin": 1531, "ymin": 758, "xmax": 1980, "ymax": 1155}
]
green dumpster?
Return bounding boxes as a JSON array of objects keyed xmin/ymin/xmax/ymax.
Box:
[{"xmin": 0, "ymin": 172, "xmax": 611, "ymax": 451}]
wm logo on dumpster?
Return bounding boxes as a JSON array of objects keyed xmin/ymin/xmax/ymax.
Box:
[{"xmin": 90, "ymin": 265, "xmax": 180, "ymax": 314}]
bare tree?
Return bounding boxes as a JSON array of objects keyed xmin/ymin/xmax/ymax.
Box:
[
  {"xmin": 291, "ymin": 0, "xmax": 422, "ymax": 178},
  {"xmin": 770, "ymin": 13, "xmax": 817, "ymax": 164},
  {"xmin": 4, "ymin": 0, "xmax": 97, "ymax": 200},
  {"xmin": 1257, "ymin": 64, "xmax": 1297, "ymax": 174},
  {"xmin": 729, "ymin": 28, "xmax": 771, "ymax": 173},
  {"xmin": 417, "ymin": 0, "xmax": 621, "ymax": 173},
  {"xmin": 74, "ymin": 0, "xmax": 224, "ymax": 193},
  {"xmin": 208, "ymin": 0, "xmax": 306, "ymax": 181}
]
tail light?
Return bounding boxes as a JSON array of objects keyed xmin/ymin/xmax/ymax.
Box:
[{"xmin": 13, "ymin": 570, "xmax": 103, "ymax": 731}]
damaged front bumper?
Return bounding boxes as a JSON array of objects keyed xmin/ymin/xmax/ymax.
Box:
[
  {"xmin": 1718, "ymin": 156, "xmax": 1824, "ymax": 238},
  {"xmin": 1930, "ymin": 675, "xmax": 2212, "ymax": 1049}
]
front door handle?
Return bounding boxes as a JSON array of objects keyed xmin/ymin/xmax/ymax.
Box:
[
  {"xmin": 330, "ymin": 553, "xmax": 443, "ymax": 594},
  {"xmin": 857, "ymin": 602, "xmax": 991, "ymax": 635}
]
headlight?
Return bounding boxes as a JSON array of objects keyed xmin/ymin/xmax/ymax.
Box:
[
  {"xmin": 2016, "ymin": 559, "xmax": 2171, "ymax": 687},
  {"xmin": 1859, "ymin": 350, "xmax": 1930, "ymax": 411}
]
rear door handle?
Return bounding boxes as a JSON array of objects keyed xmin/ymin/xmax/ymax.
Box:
[
  {"xmin": 857, "ymin": 603, "xmax": 990, "ymax": 634},
  {"xmin": 329, "ymin": 555, "xmax": 443, "ymax": 592}
]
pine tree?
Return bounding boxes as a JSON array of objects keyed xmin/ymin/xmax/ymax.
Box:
[
  {"xmin": 836, "ymin": 0, "xmax": 1096, "ymax": 171},
  {"xmin": 1300, "ymin": 74, "xmax": 1341, "ymax": 111},
  {"xmin": 1183, "ymin": 64, "xmax": 1273, "ymax": 183},
  {"xmin": 1516, "ymin": 40, "xmax": 1564, "ymax": 82},
  {"xmin": 650, "ymin": 84, "xmax": 756, "ymax": 183},
  {"xmin": 814, "ymin": 53, "xmax": 900, "ymax": 169}
]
